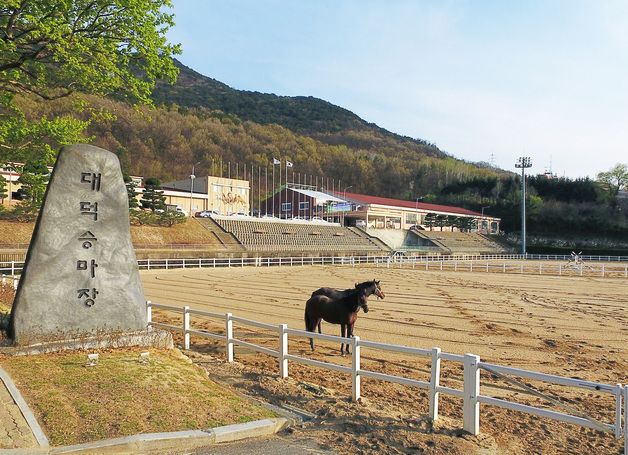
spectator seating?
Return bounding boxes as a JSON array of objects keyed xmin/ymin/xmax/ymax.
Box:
[
  {"xmin": 412, "ymin": 230, "xmax": 509, "ymax": 255},
  {"xmin": 210, "ymin": 218, "xmax": 387, "ymax": 253}
]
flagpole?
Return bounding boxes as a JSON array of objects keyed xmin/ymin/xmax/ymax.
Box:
[{"xmin": 272, "ymin": 164, "xmax": 275, "ymax": 216}]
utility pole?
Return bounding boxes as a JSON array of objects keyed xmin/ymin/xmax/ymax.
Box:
[
  {"xmin": 189, "ymin": 161, "xmax": 200, "ymax": 217},
  {"xmin": 515, "ymin": 157, "xmax": 532, "ymax": 254}
]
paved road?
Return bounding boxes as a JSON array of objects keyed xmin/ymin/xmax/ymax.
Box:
[
  {"xmin": 192, "ymin": 435, "xmax": 336, "ymax": 454},
  {"xmin": 0, "ymin": 381, "xmax": 37, "ymax": 450}
]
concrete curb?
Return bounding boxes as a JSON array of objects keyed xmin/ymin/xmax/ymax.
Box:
[
  {"xmin": 0, "ymin": 418, "xmax": 290, "ymax": 454},
  {"xmin": 0, "ymin": 366, "xmax": 49, "ymax": 448}
]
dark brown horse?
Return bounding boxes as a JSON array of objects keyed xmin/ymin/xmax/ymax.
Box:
[{"xmin": 305, "ymin": 280, "xmax": 384, "ymax": 355}]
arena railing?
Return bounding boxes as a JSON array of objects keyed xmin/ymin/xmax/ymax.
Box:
[
  {"xmin": 2, "ymin": 253, "xmax": 628, "ymax": 281},
  {"xmin": 146, "ymin": 301, "xmax": 627, "ymax": 451}
]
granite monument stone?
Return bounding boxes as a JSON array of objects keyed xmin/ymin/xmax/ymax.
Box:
[{"xmin": 9, "ymin": 144, "xmax": 147, "ymax": 345}]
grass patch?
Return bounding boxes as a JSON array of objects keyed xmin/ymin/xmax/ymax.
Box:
[
  {"xmin": 130, "ymin": 219, "xmax": 219, "ymax": 246},
  {"xmin": 0, "ymin": 348, "xmax": 276, "ymax": 446}
]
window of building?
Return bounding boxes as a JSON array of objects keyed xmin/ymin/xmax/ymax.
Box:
[
  {"xmin": 281, "ymin": 202, "xmax": 292, "ymax": 212},
  {"xmin": 405, "ymin": 213, "xmax": 417, "ymax": 224},
  {"xmin": 299, "ymin": 201, "xmax": 309, "ymax": 211}
]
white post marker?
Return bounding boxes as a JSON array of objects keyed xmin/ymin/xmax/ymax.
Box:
[
  {"xmin": 183, "ymin": 306, "xmax": 190, "ymax": 350},
  {"xmin": 146, "ymin": 301, "xmax": 152, "ymax": 327},
  {"xmin": 278, "ymin": 324, "xmax": 288, "ymax": 378},
  {"xmin": 463, "ymin": 353, "xmax": 480, "ymax": 435},
  {"xmin": 225, "ymin": 313, "xmax": 234, "ymax": 362},
  {"xmin": 352, "ymin": 336, "xmax": 361, "ymax": 402},
  {"xmin": 429, "ymin": 347, "xmax": 441, "ymax": 421}
]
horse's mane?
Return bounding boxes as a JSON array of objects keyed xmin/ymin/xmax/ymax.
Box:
[{"xmin": 339, "ymin": 288, "xmax": 367, "ymax": 311}]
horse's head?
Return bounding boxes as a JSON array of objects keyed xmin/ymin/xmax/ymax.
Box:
[
  {"xmin": 373, "ymin": 279, "xmax": 385, "ymax": 299},
  {"xmin": 355, "ymin": 279, "xmax": 385, "ymax": 299}
]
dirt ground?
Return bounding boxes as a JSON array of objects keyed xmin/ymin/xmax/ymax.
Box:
[{"xmin": 141, "ymin": 264, "xmax": 627, "ymax": 454}]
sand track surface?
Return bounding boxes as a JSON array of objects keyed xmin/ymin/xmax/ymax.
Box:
[{"xmin": 141, "ymin": 265, "xmax": 627, "ymax": 454}]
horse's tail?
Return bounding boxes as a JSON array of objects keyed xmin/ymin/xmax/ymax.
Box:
[{"xmin": 304, "ymin": 299, "xmax": 312, "ymax": 331}]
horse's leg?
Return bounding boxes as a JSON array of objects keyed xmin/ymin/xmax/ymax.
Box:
[
  {"xmin": 345, "ymin": 323, "xmax": 354, "ymax": 354},
  {"xmin": 305, "ymin": 308, "xmax": 315, "ymax": 351},
  {"xmin": 340, "ymin": 324, "xmax": 347, "ymax": 355}
]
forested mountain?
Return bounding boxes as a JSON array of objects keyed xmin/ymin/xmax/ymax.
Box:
[
  {"xmin": 152, "ymin": 60, "xmax": 444, "ymax": 159},
  {"xmin": 12, "ymin": 62, "xmax": 626, "ymax": 239}
]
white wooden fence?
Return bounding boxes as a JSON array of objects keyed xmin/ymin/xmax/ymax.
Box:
[
  {"xmin": 146, "ymin": 301, "xmax": 627, "ymax": 452},
  {"xmin": 2, "ymin": 253, "xmax": 628, "ymax": 280}
]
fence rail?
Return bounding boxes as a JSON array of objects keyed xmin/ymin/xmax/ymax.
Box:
[
  {"xmin": 146, "ymin": 301, "xmax": 627, "ymax": 451},
  {"xmin": 2, "ymin": 253, "xmax": 628, "ymax": 280}
]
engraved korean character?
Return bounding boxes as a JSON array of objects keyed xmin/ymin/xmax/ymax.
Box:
[
  {"xmin": 77, "ymin": 288, "xmax": 99, "ymax": 307},
  {"xmin": 80, "ymin": 172, "xmax": 101, "ymax": 191},
  {"xmin": 78, "ymin": 231, "xmax": 97, "ymax": 249},
  {"xmin": 80, "ymin": 201, "xmax": 98, "ymax": 221},
  {"xmin": 77, "ymin": 259, "xmax": 98, "ymax": 278}
]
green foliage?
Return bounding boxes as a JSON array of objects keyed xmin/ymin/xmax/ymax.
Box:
[
  {"xmin": 0, "ymin": 173, "xmax": 7, "ymax": 202},
  {"xmin": 0, "ymin": 102, "xmax": 90, "ymax": 164},
  {"xmin": 0, "ymin": 0, "xmax": 180, "ymax": 164},
  {"xmin": 597, "ymin": 163, "xmax": 628, "ymax": 207},
  {"xmin": 140, "ymin": 177, "xmax": 166, "ymax": 212},
  {"xmin": 129, "ymin": 208, "xmax": 185, "ymax": 227},
  {"xmin": 159, "ymin": 210, "xmax": 186, "ymax": 227},
  {"xmin": 123, "ymin": 175, "xmax": 139, "ymax": 210},
  {"xmin": 15, "ymin": 161, "xmax": 49, "ymax": 217},
  {"xmin": 0, "ymin": 0, "xmax": 179, "ymax": 103}
]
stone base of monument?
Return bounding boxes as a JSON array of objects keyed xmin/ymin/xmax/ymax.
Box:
[{"xmin": 0, "ymin": 329, "xmax": 173, "ymax": 356}]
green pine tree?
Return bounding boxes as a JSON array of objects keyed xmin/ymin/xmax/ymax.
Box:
[{"xmin": 140, "ymin": 177, "xmax": 166, "ymax": 212}]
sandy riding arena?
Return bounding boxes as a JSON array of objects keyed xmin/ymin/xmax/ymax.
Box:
[{"xmin": 142, "ymin": 264, "xmax": 627, "ymax": 454}]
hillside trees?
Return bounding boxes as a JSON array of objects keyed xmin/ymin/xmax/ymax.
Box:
[
  {"xmin": 597, "ymin": 163, "xmax": 628, "ymax": 208},
  {"xmin": 0, "ymin": 0, "xmax": 180, "ymax": 165}
]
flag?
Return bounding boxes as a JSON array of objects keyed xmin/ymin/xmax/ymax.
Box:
[
  {"xmin": 272, "ymin": 158, "xmax": 280, "ymax": 165},
  {"xmin": 286, "ymin": 160, "xmax": 294, "ymax": 168}
]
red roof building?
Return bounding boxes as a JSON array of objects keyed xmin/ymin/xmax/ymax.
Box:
[{"xmin": 334, "ymin": 191, "xmax": 500, "ymax": 233}]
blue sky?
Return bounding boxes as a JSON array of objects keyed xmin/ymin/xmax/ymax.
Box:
[{"xmin": 167, "ymin": 1, "xmax": 627, "ymax": 179}]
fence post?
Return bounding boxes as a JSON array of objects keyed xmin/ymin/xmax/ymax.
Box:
[
  {"xmin": 183, "ymin": 258, "xmax": 186, "ymax": 269},
  {"xmin": 147, "ymin": 259, "xmax": 151, "ymax": 271},
  {"xmin": 463, "ymin": 353, "xmax": 480, "ymax": 435},
  {"xmin": 429, "ymin": 347, "xmax": 441, "ymax": 421},
  {"xmin": 199, "ymin": 258, "xmax": 202, "ymax": 268},
  {"xmin": 165, "ymin": 259, "xmax": 169, "ymax": 270},
  {"xmin": 1, "ymin": 274, "xmax": 5, "ymax": 285},
  {"xmin": 278, "ymin": 324, "xmax": 288, "ymax": 378},
  {"xmin": 11, "ymin": 261, "xmax": 15, "ymax": 276},
  {"xmin": 623, "ymin": 385, "xmax": 627, "ymax": 454},
  {"xmin": 613, "ymin": 384, "xmax": 622, "ymax": 439},
  {"xmin": 225, "ymin": 313, "xmax": 234, "ymax": 362},
  {"xmin": 183, "ymin": 306, "xmax": 190, "ymax": 350},
  {"xmin": 352, "ymin": 336, "xmax": 361, "ymax": 402},
  {"xmin": 146, "ymin": 301, "xmax": 152, "ymax": 327}
]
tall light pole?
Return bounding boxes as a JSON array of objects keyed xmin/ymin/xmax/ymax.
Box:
[
  {"xmin": 342, "ymin": 186, "xmax": 353, "ymax": 225},
  {"xmin": 189, "ymin": 161, "xmax": 200, "ymax": 217},
  {"xmin": 515, "ymin": 157, "xmax": 532, "ymax": 254},
  {"xmin": 481, "ymin": 206, "xmax": 490, "ymax": 234},
  {"xmin": 415, "ymin": 197, "xmax": 424, "ymax": 227}
]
